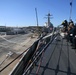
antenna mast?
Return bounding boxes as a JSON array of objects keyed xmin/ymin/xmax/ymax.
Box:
[
  {"xmin": 45, "ymin": 13, "xmax": 53, "ymax": 27},
  {"xmin": 69, "ymin": 0, "xmax": 73, "ymax": 20},
  {"xmin": 35, "ymin": 8, "xmax": 39, "ymax": 27}
]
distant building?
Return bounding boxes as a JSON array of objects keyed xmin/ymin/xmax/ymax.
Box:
[
  {"xmin": 0, "ymin": 26, "xmax": 6, "ymax": 35},
  {"xmin": 0, "ymin": 26, "xmax": 6, "ymax": 32},
  {"xmin": 6, "ymin": 27, "xmax": 25, "ymax": 35}
]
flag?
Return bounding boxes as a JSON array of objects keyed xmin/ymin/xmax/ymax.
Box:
[{"xmin": 70, "ymin": 2, "xmax": 72, "ymax": 6}]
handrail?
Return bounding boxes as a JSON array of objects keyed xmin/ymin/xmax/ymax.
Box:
[
  {"xmin": 22, "ymin": 32, "xmax": 58, "ymax": 75},
  {"xmin": 22, "ymin": 26, "xmax": 61, "ymax": 75},
  {"xmin": 0, "ymin": 34, "xmax": 47, "ymax": 73}
]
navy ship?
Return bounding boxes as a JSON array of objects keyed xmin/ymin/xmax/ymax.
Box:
[
  {"xmin": 0, "ymin": 12, "xmax": 75, "ymax": 75},
  {"xmin": 0, "ymin": 1, "xmax": 76, "ymax": 74}
]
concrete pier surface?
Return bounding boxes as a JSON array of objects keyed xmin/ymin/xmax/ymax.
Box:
[{"xmin": 0, "ymin": 33, "xmax": 38, "ymax": 75}]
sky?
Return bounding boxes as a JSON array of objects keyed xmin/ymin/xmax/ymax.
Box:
[{"xmin": 0, "ymin": 0, "xmax": 76, "ymax": 27}]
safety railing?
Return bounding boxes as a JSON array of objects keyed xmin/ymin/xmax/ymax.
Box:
[{"xmin": 9, "ymin": 27, "xmax": 60, "ymax": 75}]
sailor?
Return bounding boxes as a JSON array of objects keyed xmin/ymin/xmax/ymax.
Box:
[
  {"xmin": 71, "ymin": 25, "xmax": 76, "ymax": 49},
  {"xmin": 61, "ymin": 20, "xmax": 68, "ymax": 32},
  {"xmin": 65, "ymin": 26, "xmax": 71, "ymax": 41},
  {"xmin": 68, "ymin": 23, "xmax": 76, "ymax": 49},
  {"xmin": 69, "ymin": 19, "xmax": 74, "ymax": 25},
  {"xmin": 67, "ymin": 23, "xmax": 74, "ymax": 43}
]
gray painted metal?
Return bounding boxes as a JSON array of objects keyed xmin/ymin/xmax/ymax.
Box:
[
  {"xmin": 10, "ymin": 40, "xmax": 39, "ymax": 75},
  {"xmin": 30, "ymin": 36, "xmax": 76, "ymax": 75},
  {"xmin": 10, "ymin": 32, "xmax": 54, "ymax": 75}
]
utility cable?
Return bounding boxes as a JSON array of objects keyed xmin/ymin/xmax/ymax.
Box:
[{"xmin": 0, "ymin": 46, "xmax": 30, "ymax": 72}]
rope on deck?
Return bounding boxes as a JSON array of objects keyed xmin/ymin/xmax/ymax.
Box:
[
  {"xmin": 35, "ymin": 34, "xmax": 62, "ymax": 75},
  {"xmin": 35, "ymin": 50, "xmax": 45, "ymax": 75}
]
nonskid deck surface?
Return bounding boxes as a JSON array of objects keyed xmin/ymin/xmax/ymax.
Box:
[{"xmin": 30, "ymin": 37, "xmax": 76, "ymax": 75}]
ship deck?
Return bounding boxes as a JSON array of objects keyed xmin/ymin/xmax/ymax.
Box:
[{"xmin": 30, "ymin": 36, "xmax": 76, "ymax": 75}]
